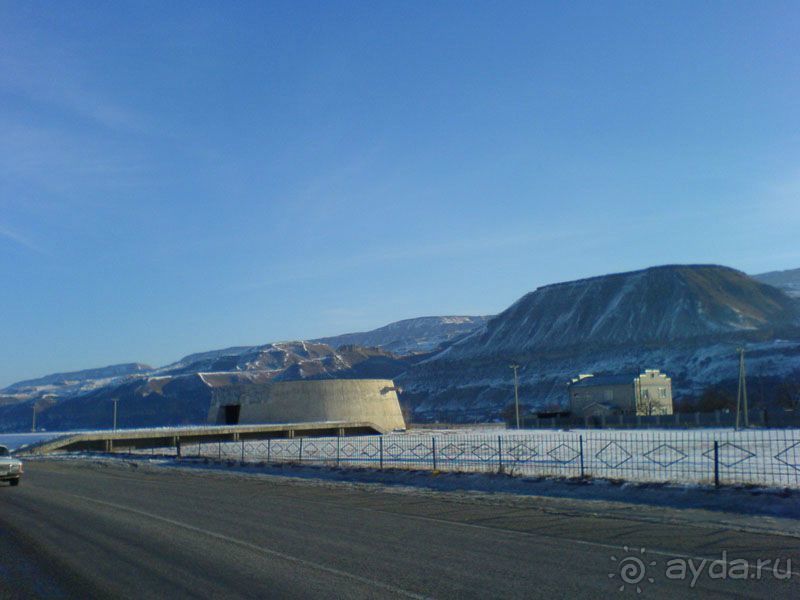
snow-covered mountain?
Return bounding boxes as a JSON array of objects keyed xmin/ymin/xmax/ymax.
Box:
[
  {"xmin": 400, "ymin": 265, "xmax": 800, "ymax": 421},
  {"xmin": 153, "ymin": 341, "xmax": 410, "ymax": 381},
  {"xmin": 3, "ymin": 363, "xmax": 153, "ymax": 393},
  {"xmin": 0, "ymin": 343, "xmax": 413, "ymax": 431},
  {"xmin": 445, "ymin": 265, "xmax": 797, "ymax": 357},
  {"xmin": 4, "ymin": 264, "xmax": 800, "ymax": 430},
  {"xmin": 0, "ymin": 315, "xmax": 486, "ymax": 413},
  {"xmin": 313, "ymin": 316, "xmax": 490, "ymax": 356},
  {"xmin": 753, "ymin": 267, "xmax": 800, "ymax": 298},
  {"xmin": 0, "ymin": 363, "xmax": 153, "ymax": 406}
]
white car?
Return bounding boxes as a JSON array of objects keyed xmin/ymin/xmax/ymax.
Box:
[{"xmin": 0, "ymin": 445, "xmax": 23, "ymax": 486}]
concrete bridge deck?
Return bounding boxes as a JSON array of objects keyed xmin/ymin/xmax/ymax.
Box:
[{"xmin": 19, "ymin": 421, "xmax": 386, "ymax": 455}]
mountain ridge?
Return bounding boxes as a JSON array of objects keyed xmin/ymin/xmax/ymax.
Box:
[
  {"xmin": 753, "ymin": 267, "xmax": 800, "ymax": 298},
  {"xmin": 3, "ymin": 264, "xmax": 799, "ymax": 429},
  {"xmin": 400, "ymin": 264, "xmax": 800, "ymax": 420},
  {"xmin": 442, "ymin": 264, "xmax": 798, "ymax": 359},
  {"xmin": 313, "ymin": 315, "xmax": 490, "ymax": 355},
  {"xmin": 3, "ymin": 363, "xmax": 152, "ymax": 394}
]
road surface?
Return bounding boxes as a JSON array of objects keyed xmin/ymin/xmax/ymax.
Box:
[{"xmin": 0, "ymin": 460, "xmax": 797, "ymax": 598}]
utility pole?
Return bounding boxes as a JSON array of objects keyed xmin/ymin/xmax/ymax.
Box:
[
  {"xmin": 735, "ymin": 347, "xmax": 749, "ymax": 430},
  {"xmin": 510, "ymin": 364, "xmax": 520, "ymax": 429},
  {"xmin": 31, "ymin": 404, "xmax": 36, "ymax": 432},
  {"xmin": 112, "ymin": 398, "xmax": 119, "ymax": 431}
]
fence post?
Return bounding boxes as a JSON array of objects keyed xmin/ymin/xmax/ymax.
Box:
[
  {"xmin": 241, "ymin": 439, "xmax": 245, "ymax": 463},
  {"xmin": 379, "ymin": 436, "xmax": 384, "ymax": 469},
  {"xmin": 579, "ymin": 435, "xmax": 585, "ymax": 479},
  {"xmin": 298, "ymin": 437, "xmax": 303, "ymax": 463},
  {"xmin": 218, "ymin": 441, "xmax": 221, "ymax": 461},
  {"xmin": 498, "ymin": 436, "xmax": 503, "ymax": 473},
  {"xmin": 432, "ymin": 437, "xmax": 437, "ymax": 471},
  {"xmin": 336, "ymin": 435, "xmax": 340, "ymax": 467},
  {"xmin": 267, "ymin": 438, "xmax": 271, "ymax": 462},
  {"xmin": 713, "ymin": 440, "xmax": 720, "ymax": 488}
]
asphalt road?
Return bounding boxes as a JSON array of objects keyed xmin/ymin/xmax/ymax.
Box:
[{"xmin": 0, "ymin": 460, "xmax": 798, "ymax": 599}]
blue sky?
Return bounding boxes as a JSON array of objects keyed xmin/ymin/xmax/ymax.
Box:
[{"xmin": 1, "ymin": 1, "xmax": 799, "ymax": 386}]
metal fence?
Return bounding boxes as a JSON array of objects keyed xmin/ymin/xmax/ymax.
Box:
[{"xmin": 152, "ymin": 430, "xmax": 800, "ymax": 488}]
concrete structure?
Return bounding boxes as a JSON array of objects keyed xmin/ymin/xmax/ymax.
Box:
[
  {"xmin": 21, "ymin": 421, "xmax": 385, "ymax": 455},
  {"xmin": 568, "ymin": 370, "xmax": 673, "ymax": 417},
  {"xmin": 207, "ymin": 379, "xmax": 407, "ymax": 432}
]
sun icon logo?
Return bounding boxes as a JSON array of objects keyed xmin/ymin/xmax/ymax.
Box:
[{"xmin": 609, "ymin": 546, "xmax": 656, "ymax": 593}]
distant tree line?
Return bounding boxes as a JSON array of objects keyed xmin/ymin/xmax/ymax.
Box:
[{"xmin": 675, "ymin": 378, "xmax": 800, "ymax": 414}]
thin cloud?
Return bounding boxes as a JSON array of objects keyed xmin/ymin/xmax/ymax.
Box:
[
  {"xmin": 0, "ymin": 119, "xmax": 150, "ymax": 201},
  {"xmin": 0, "ymin": 223, "xmax": 47, "ymax": 255},
  {"xmin": 232, "ymin": 228, "xmax": 577, "ymax": 294},
  {"xmin": 0, "ymin": 46, "xmax": 149, "ymax": 134}
]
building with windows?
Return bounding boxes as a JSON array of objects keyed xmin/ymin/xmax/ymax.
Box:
[{"xmin": 568, "ymin": 370, "xmax": 673, "ymax": 417}]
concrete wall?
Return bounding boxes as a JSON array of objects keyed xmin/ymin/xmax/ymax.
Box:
[{"xmin": 208, "ymin": 379, "xmax": 406, "ymax": 432}]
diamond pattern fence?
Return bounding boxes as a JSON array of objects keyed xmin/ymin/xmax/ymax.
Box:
[{"xmin": 177, "ymin": 429, "xmax": 799, "ymax": 488}]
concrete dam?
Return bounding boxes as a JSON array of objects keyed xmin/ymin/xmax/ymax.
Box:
[{"xmin": 207, "ymin": 379, "xmax": 407, "ymax": 432}]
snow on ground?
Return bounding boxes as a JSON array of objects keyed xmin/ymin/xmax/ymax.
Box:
[
  {"xmin": 121, "ymin": 427, "xmax": 800, "ymax": 489},
  {"xmin": 8, "ymin": 425, "xmax": 799, "ymax": 488}
]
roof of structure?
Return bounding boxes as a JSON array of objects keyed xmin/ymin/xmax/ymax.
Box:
[{"xmin": 569, "ymin": 374, "xmax": 637, "ymax": 388}]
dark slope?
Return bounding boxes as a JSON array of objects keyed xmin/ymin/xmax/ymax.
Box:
[
  {"xmin": 451, "ymin": 265, "xmax": 797, "ymax": 359},
  {"xmin": 400, "ymin": 265, "xmax": 800, "ymax": 421},
  {"xmin": 313, "ymin": 316, "xmax": 490, "ymax": 356},
  {"xmin": 753, "ymin": 267, "xmax": 800, "ymax": 298},
  {"xmin": 3, "ymin": 363, "xmax": 152, "ymax": 393}
]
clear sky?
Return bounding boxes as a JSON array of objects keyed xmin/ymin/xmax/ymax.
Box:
[{"xmin": 1, "ymin": 1, "xmax": 799, "ymax": 387}]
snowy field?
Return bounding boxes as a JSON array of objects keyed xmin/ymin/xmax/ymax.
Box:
[
  {"xmin": 172, "ymin": 428, "xmax": 800, "ymax": 488},
  {"xmin": 6, "ymin": 427, "xmax": 799, "ymax": 488}
]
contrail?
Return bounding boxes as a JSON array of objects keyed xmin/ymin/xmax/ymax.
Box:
[{"xmin": 0, "ymin": 223, "xmax": 47, "ymax": 255}]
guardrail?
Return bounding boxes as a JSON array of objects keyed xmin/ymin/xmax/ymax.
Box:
[{"xmin": 170, "ymin": 429, "xmax": 800, "ymax": 488}]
